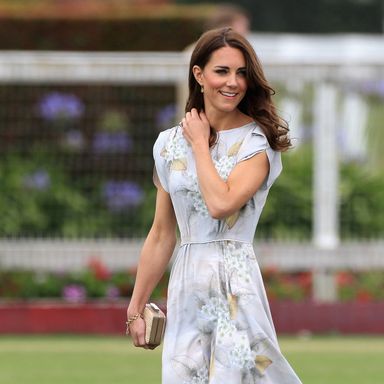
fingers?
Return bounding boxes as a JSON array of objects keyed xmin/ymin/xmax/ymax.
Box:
[
  {"xmin": 129, "ymin": 318, "xmax": 149, "ymax": 349},
  {"xmin": 185, "ymin": 108, "xmax": 201, "ymax": 123},
  {"xmin": 136, "ymin": 331, "xmax": 147, "ymax": 348},
  {"xmin": 182, "ymin": 109, "xmax": 203, "ymax": 134},
  {"xmin": 132, "ymin": 334, "xmax": 148, "ymax": 349},
  {"xmin": 190, "ymin": 108, "xmax": 199, "ymax": 119},
  {"xmin": 182, "ymin": 109, "xmax": 210, "ymax": 147}
]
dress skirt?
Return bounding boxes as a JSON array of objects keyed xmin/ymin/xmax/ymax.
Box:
[{"xmin": 161, "ymin": 240, "xmax": 302, "ymax": 384}]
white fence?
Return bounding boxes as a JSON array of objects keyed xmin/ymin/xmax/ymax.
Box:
[
  {"xmin": 0, "ymin": 239, "xmax": 383, "ymax": 272},
  {"xmin": 1, "ymin": 34, "xmax": 384, "ymax": 300}
]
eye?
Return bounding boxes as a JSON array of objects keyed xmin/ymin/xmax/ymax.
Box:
[
  {"xmin": 214, "ymin": 69, "xmax": 228, "ymax": 75},
  {"xmin": 237, "ymin": 69, "xmax": 247, "ymax": 77}
]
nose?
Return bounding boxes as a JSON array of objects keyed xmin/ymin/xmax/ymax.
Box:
[{"xmin": 226, "ymin": 73, "xmax": 238, "ymax": 88}]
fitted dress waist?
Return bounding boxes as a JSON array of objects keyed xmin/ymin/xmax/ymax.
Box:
[{"xmin": 179, "ymin": 234, "xmax": 253, "ymax": 247}]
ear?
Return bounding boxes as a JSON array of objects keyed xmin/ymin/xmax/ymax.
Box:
[{"xmin": 192, "ymin": 65, "xmax": 203, "ymax": 85}]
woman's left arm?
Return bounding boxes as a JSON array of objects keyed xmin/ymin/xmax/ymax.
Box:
[{"xmin": 182, "ymin": 109, "xmax": 269, "ymax": 219}]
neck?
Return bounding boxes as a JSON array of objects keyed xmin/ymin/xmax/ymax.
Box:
[{"xmin": 205, "ymin": 108, "xmax": 252, "ymax": 131}]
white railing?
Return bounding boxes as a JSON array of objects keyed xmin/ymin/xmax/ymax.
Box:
[
  {"xmin": 0, "ymin": 51, "xmax": 186, "ymax": 84},
  {"xmin": 2, "ymin": 33, "xmax": 384, "ymax": 83},
  {"xmin": 0, "ymin": 239, "xmax": 383, "ymax": 272}
]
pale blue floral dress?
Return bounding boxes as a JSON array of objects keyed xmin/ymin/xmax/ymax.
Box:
[{"xmin": 153, "ymin": 122, "xmax": 302, "ymax": 384}]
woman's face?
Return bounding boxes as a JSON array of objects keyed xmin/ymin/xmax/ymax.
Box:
[{"xmin": 193, "ymin": 46, "xmax": 248, "ymax": 115}]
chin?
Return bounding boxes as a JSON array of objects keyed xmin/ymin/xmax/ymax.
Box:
[{"xmin": 219, "ymin": 105, "xmax": 239, "ymax": 113}]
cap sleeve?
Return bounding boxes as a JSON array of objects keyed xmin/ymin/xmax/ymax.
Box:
[
  {"xmin": 237, "ymin": 126, "xmax": 282, "ymax": 190},
  {"xmin": 153, "ymin": 130, "xmax": 170, "ymax": 192}
]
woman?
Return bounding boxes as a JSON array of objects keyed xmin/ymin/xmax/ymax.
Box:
[{"xmin": 127, "ymin": 28, "xmax": 302, "ymax": 383}]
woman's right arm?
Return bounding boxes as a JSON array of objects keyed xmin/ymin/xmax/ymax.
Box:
[{"xmin": 127, "ymin": 184, "xmax": 177, "ymax": 348}]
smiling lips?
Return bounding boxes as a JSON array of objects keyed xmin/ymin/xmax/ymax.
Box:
[{"xmin": 220, "ymin": 91, "xmax": 238, "ymax": 98}]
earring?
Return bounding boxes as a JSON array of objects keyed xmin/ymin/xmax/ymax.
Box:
[{"xmin": 201, "ymin": 85, "xmax": 204, "ymax": 93}]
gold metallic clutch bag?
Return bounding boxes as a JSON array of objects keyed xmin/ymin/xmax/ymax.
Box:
[{"xmin": 143, "ymin": 303, "xmax": 166, "ymax": 347}]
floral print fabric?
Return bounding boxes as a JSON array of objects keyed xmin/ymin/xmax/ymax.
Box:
[{"xmin": 154, "ymin": 123, "xmax": 302, "ymax": 383}]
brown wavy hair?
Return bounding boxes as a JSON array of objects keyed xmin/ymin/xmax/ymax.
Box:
[{"xmin": 185, "ymin": 27, "xmax": 291, "ymax": 151}]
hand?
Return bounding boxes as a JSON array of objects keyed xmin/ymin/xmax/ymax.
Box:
[
  {"xmin": 127, "ymin": 312, "xmax": 155, "ymax": 350},
  {"xmin": 181, "ymin": 108, "xmax": 210, "ymax": 149}
]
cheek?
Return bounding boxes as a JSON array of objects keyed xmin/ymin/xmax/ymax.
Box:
[
  {"xmin": 205, "ymin": 76, "xmax": 224, "ymax": 90},
  {"xmin": 239, "ymin": 78, "xmax": 248, "ymax": 91}
]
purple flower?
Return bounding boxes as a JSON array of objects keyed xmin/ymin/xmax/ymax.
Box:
[
  {"xmin": 103, "ymin": 181, "xmax": 144, "ymax": 212},
  {"xmin": 359, "ymin": 80, "xmax": 384, "ymax": 98},
  {"xmin": 62, "ymin": 284, "xmax": 86, "ymax": 302},
  {"xmin": 156, "ymin": 104, "xmax": 177, "ymax": 130},
  {"xmin": 105, "ymin": 285, "xmax": 120, "ymax": 300},
  {"xmin": 39, "ymin": 92, "xmax": 84, "ymax": 121},
  {"xmin": 92, "ymin": 132, "xmax": 133, "ymax": 153},
  {"xmin": 23, "ymin": 169, "xmax": 51, "ymax": 191}
]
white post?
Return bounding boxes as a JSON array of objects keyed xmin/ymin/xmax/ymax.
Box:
[
  {"xmin": 312, "ymin": 82, "xmax": 339, "ymax": 302},
  {"xmin": 280, "ymin": 80, "xmax": 304, "ymax": 148},
  {"xmin": 340, "ymin": 92, "xmax": 368, "ymax": 161},
  {"xmin": 176, "ymin": 52, "xmax": 190, "ymax": 122}
]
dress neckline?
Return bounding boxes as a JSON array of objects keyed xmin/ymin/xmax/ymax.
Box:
[{"xmin": 215, "ymin": 121, "xmax": 255, "ymax": 134}]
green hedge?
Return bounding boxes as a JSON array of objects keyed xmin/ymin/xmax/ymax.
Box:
[
  {"xmin": 177, "ymin": 0, "xmax": 383, "ymax": 33},
  {"xmin": 0, "ymin": 150, "xmax": 156, "ymax": 238},
  {"xmin": 0, "ymin": 1, "xmax": 216, "ymax": 51},
  {"xmin": 0, "ymin": 18, "xmax": 205, "ymax": 51},
  {"xmin": 1, "ymin": 265, "xmax": 383, "ymax": 302},
  {"xmin": 259, "ymin": 147, "xmax": 384, "ymax": 240},
  {"xmin": 1, "ymin": 145, "xmax": 384, "ymax": 239},
  {"xmin": 0, "ymin": 0, "xmax": 381, "ymax": 52}
]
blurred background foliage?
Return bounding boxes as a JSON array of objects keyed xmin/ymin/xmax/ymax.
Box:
[
  {"xmin": 0, "ymin": 0, "xmax": 382, "ymax": 52},
  {"xmin": 1, "ymin": 260, "xmax": 383, "ymax": 302},
  {"xmin": 0, "ymin": 0, "xmax": 215, "ymax": 51},
  {"xmin": 0, "ymin": 0, "xmax": 383, "ymax": 239},
  {"xmin": 176, "ymin": 0, "xmax": 384, "ymax": 33},
  {"xmin": 0, "ymin": 84, "xmax": 163, "ymax": 238},
  {"xmin": 0, "ymin": 0, "xmax": 383, "ymax": 308},
  {"xmin": 1, "ymin": 139, "xmax": 384, "ymax": 239}
]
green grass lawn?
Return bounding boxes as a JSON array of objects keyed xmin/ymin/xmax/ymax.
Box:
[{"xmin": 0, "ymin": 335, "xmax": 383, "ymax": 383}]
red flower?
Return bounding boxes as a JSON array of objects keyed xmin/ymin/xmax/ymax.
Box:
[
  {"xmin": 356, "ymin": 290, "xmax": 373, "ymax": 302},
  {"xmin": 336, "ymin": 271, "xmax": 356, "ymax": 287},
  {"xmin": 262, "ymin": 266, "xmax": 279, "ymax": 279},
  {"xmin": 297, "ymin": 272, "xmax": 312, "ymax": 289},
  {"xmin": 88, "ymin": 257, "xmax": 111, "ymax": 281}
]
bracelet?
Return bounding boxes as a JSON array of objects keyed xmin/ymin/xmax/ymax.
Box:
[{"xmin": 126, "ymin": 313, "xmax": 143, "ymax": 335}]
